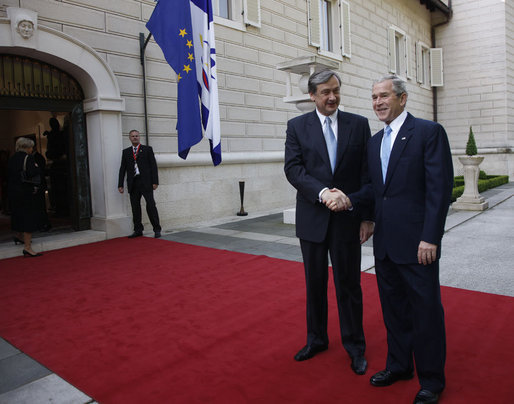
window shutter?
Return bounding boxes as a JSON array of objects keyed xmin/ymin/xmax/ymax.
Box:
[
  {"xmin": 308, "ymin": 0, "xmax": 321, "ymax": 48},
  {"xmin": 405, "ymin": 35, "xmax": 413, "ymax": 79},
  {"xmin": 388, "ymin": 27, "xmax": 396, "ymax": 73},
  {"xmin": 416, "ymin": 41, "xmax": 423, "ymax": 83},
  {"xmin": 244, "ymin": 0, "xmax": 261, "ymax": 28},
  {"xmin": 430, "ymin": 48, "xmax": 444, "ymax": 87},
  {"xmin": 340, "ymin": 0, "xmax": 351, "ymax": 57}
]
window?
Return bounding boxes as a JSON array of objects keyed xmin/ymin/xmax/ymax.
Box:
[
  {"xmin": 214, "ymin": 0, "xmax": 230, "ymax": 19},
  {"xmin": 213, "ymin": 0, "xmax": 261, "ymax": 29},
  {"xmin": 389, "ymin": 28, "xmax": 443, "ymax": 87},
  {"xmin": 308, "ymin": 0, "xmax": 351, "ymax": 59},
  {"xmin": 320, "ymin": 0, "xmax": 333, "ymax": 52},
  {"xmin": 388, "ymin": 26, "xmax": 408, "ymax": 79},
  {"xmin": 416, "ymin": 42, "xmax": 430, "ymax": 86},
  {"xmin": 416, "ymin": 41, "xmax": 444, "ymax": 87}
]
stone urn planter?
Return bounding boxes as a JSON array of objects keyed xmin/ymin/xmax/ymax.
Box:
[
  {"xmin": 453, "ymin": 126, "xmax": 488, "ymax": 211},
  {"xmin": 452, "ymin": 155, "xmax": 489, "ymax": 211}
]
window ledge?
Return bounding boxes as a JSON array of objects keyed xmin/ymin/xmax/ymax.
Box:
[
  {"xmin": 317, "ymin": 49, "xmax": 343, "ymax": 62},
  {"xmin": 214, "ymin": 16, "xmax": 246, "ymax": 32}
]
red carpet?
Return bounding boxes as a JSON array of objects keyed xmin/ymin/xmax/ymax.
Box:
[{"xmin": 1, "ymin": 238, "xmax": 512, "ymax": 403}]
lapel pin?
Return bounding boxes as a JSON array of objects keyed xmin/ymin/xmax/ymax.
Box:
[{"xmin": 401, "ymin": 137, "xmax": 406, "ymax": 140}]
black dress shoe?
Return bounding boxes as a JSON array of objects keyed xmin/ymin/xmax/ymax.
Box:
[
  {"xmin": 413, "ymin": 389, "xmax": 439, "ymax": 404},
  {"xmin": 350, "ymin": 355, "xmax": 368, "ymax": 375},
  {"xmin": 154, "ymin": 232, "xmax": 161, "ymax": 238},
  {"xmin": 128, "ymin": 232, "xmax": 143, "ymax": 238},
  {"xmin": 23, "ymin": 249, "xmax": 43, "ymax": 257},
  {"xmin": 294, "ymin": 344, "xmax": 328, "ymax": 361},
  {"xmin": 370, "ymin": 369, "xmax": 414, "ymax": 387},
  {"xmin": 13, "ymin": 236, "xmax": 24, "ymax": 245}
]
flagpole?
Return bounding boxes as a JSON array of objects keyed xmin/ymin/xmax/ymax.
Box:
[{"xmin": 139, "ymin": 32, "xmax": 152, "ymax": 145}]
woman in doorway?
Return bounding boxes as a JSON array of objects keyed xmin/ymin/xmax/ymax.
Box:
[{"xmin": 8, "ymin": 137, "xmax": 43, "ymax": 257}]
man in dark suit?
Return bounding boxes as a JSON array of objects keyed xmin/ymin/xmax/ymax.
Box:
[
  {"xmin": 118, "ymin": 129, "xmax": 162, "ymax": 238},
  {"xmin": 349, "ymin": 75, "xmax": 453, "ymax": 404},
  {"xmin": 284, "ymin": 70, "xmax": 373, "ymax": 375}
]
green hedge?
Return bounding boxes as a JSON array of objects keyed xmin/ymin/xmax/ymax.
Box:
[{"xmin": 451, "ymin": 175, "xmax": 509, "ymax": 202}]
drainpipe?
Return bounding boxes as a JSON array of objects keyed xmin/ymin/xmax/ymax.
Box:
[
  {"xmin": 139, "ymin": 32, "xmax": 153, "ymax": 146},
  {"xmin": 430, "ymin": 1, "xmax": 452, "ymax": 122}
]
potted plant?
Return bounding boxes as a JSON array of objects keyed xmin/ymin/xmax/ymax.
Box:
[{"xmin": 452, "ymin": 126, "xmax": 488, "ymax": 210}]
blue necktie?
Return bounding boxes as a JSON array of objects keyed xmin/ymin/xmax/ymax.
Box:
[
  {"xmin": 324, "ymin": 117, "xmax": 337, "ymax": 173},
  {"xmin": 381, "ymin": 125, "xmax": 392, "ymax": 182}
]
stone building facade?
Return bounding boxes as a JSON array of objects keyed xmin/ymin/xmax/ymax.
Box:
[{"xmin": 0, "ymin": 0, "xmax": 511, "ymax": 238}]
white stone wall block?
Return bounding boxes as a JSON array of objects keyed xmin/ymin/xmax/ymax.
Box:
[
  {"xmin": 225, "ymin": 43, "xmax": 259, "ymax": 63},
  {"xmin": 226, "ymin": 106, "xmax": 261, "ymax": 122},
  {"xmin": 106, "ymin": 14, "xmax": 147, "ymax": 37},
  {"xmin": 226, "ymin": 75, "xmax": 260, "ymax": 92},
  {"xmin": 24, "ymin": 0, "xmax": 105, "ymax": 30}
]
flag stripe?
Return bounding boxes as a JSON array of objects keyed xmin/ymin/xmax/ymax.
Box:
[{"xmin": 190, "ymin": 0, "xmax": 222, "ymax": 165}]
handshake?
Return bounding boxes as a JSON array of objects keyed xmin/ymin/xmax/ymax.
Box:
[{"xmin": 322, "ymin": 188, "xmax": 352, "ymax": 212}]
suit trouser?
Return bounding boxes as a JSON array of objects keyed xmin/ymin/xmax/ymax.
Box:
[
  {"xmin": 375, "ymin": 256, "xmax": 446, "ymax": 393},
  {"xmin": 129, "ymin": 176, "xmax": 161, "ymax": 233},
  {"xmin": 299, "ymin": 220, "xmax": 365, "ymax": 359}
]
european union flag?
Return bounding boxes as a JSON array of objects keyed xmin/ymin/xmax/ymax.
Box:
[{"xmin": 146, "ymin": 0, "xmax": 203, "ymax": 160}]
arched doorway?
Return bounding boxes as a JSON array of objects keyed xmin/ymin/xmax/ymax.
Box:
[
  {"xmin": 1, "ymin": 12, "xmax": 129, "ymax": 242},
  {"xmin": 0, "ymin": 55, "xmax": 91, "ymax": 242}
]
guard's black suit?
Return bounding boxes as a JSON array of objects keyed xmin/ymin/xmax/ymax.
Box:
[
  {"xmin": 284, "ymin": 109, "xmax": 371, "ymax": 358},
  {"xmin": 118, "ymin": 144, "xmax": 161, "ymax": 234}
]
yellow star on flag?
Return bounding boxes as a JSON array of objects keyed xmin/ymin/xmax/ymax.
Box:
[
  {"xmin": 179, "ymin": 28, "xmax": 187, "ymax": 37},
  {"xmin": 177, "ymin": 73, "xmax": 182, "ymax": 82},
  {"xmin": 187, "ymin": 53, "xmax": 194, "ymax": 62},
  {"xmin": 183, "ymin": 64, "xmax": 192, "ymax": 74},
  {"xmin": 186, "ymin": 40, "xmax": 193, "ymax": 49}
]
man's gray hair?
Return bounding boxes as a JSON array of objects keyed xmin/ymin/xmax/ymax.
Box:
[
  {"xmin": 374, "ymin": 74, "xmax": 408, "ymax": 97},
  {"xmin": 308, "ymin": 70, "xmax": 342, "ymax": 94},
  {"xmin": 15, "ymin": 137, "xmax": 34, "ymax": 152}
]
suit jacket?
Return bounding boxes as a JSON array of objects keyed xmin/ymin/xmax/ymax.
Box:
[
  {"xmin": 118, "ymin": 144, "xmax": 159, "ymax": 193},
  {"xmin": 350, "ymin": 113, "xmax": 453, "ymax": 264},
  {"xmin": 284, "ymin": 109, "xmax": 372, "ymax": 243}
]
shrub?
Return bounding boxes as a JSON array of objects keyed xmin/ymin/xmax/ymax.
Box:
[
  {"xmin": 452, "ymin": 185, "xmax": 464, "ymax": 201},
  {"xmin": 451, "ymin": 175, "xmax": 509, "ymax": 202},
  {"xmin": 465, "ymin": 126, "xmax": 478, "ymax": 156}
]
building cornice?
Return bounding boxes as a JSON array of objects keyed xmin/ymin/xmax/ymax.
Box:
[{"xmin": 418, "ymin": 0, "xmax": 451, "ymax": 17}]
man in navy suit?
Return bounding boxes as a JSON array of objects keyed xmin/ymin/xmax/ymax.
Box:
[
  {"xmin": 284, "ymin": 70, "xmax": 373, "ymax": 375},
  {"xmin": 349, "ymin": 75, "xmax": 453, "ymax": 404},
  {"xmin": 118, "ymin": 129, "xmax": 161, "ymax": 238}
]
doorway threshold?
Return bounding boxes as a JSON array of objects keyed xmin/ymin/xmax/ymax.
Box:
[{"xmin": 0, "ymin": 230, "xmax": 106, "ymax": 260}]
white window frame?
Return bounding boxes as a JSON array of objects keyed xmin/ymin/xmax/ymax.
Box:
[
  {"xmin": 388, "ymin": 26, "xmax": 408, "ymax": 80},
  {"xmin": 213, "ymin": 0, "xmax": 261, "ymax": 30},
  {"xmin": 416, "ymin": 41, "xmax": 444, "ymax": 87},
  {"xmin": 213, "ymin": 0, "xmax": 231, "ymax": 20},
  {"xmin": 416, "ymin": 41, "xmax": 430, "ymax": 87},
  {"xmin": 320, "ymin": 0, "xmax": 334, "ymax": 53},
  {"xmin": 308, "ymin": 0, "xmax": 351, "ymax": 61}
]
